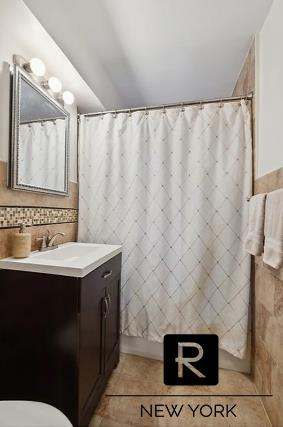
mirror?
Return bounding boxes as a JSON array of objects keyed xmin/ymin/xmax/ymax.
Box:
[{"xmin": 10, "ymin": 64, "xmax": 70, "ymax": 195}]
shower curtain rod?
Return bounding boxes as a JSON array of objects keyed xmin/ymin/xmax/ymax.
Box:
[
  {"xmin": 79, "ymin": 92, "xmax": 253, "ymax": 118},
  {"xmin": 20, "ymin": 116, "xmax": 65, "ymax": 125}
]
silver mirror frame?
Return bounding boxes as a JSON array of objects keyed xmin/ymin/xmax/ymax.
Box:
[{"xmin": 10, "ymin": 64, "xmax": 70, "ymax": 196}]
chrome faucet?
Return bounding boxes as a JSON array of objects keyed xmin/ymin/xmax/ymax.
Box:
[{"xmin": 37, "ymin": 231, "xmax": 65, "ymax": 251}]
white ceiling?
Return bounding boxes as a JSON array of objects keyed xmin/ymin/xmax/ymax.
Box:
[{"xmin": 24, "ymin": 0, "xmax": 272, "ymax": 112}]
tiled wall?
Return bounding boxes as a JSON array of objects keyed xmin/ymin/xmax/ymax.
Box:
[
  {"xmin": 232, "ymin": 42, "xmax": 256, "ymax": 174},
  {"xmin": 233, "ymin": 42, "xmax": 255, "ymax": 97},
  {"xmin": 254, "ymin": 169, "xmax": 283, "ymax": 427},
  {"xmin": 0, "ymin": 206, "xmax": 78, "ymax": 228},
  {"xmin": 233, "ymin": 41, "xmax": 283, "ymax": 426},
  {"xmin": 0, "ymin": 160, "xmax": 78, "ymax": 258}
]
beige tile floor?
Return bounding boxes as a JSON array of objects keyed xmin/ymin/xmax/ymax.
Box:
[{"xmin": 90, "ymin": 353, "xmax": 271, "ymax": 427}]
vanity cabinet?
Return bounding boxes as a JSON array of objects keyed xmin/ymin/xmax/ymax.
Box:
[{"xmin": 0, "ymin": 253, "xmax": 121, "ymax": 427}]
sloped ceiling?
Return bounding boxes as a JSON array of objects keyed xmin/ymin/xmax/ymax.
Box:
[{"xmin": 24, "ymin": 0, "xmax": 272, "ymax": 112}]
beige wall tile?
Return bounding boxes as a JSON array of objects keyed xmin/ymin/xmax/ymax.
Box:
[
  {"xmin": 274, "ymin": 279, "xmax": 283, "ymax": 324},
  {"xmin": 254, "ymin": 167, "xmax": 283, "ymax": 194},
  {"xmin": 232, "ymin": 43, "xmax": 255, "ymax": 97},
  {"xmin": 255, "ymin": 266, "xmax": 274, "ymax": 313},
  {"xmin": 0, "ymin": 160, "xmax": 78, "ymax": 259},
  {"xmin": 253, "ymin": 168, "xmax": 283, "ymax": 425},
  {"xmin": 233, "ymin": 41, "xmax": 283, "ymax": 424},
  {"xmin": 0, "ymin": 222, "xmax": 77, "ymax": 259},
  {"xmin": 254, "ymin": 366, "xmax": 263, "ymax": 395},
  {"xmin": 0, "ymin": 161, "xmax": 78, "ymax": 209}
]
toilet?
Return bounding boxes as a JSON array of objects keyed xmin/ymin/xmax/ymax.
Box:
[{"xmin": 0, "ymin": 401, "xmax": 72, "ymax": 427}]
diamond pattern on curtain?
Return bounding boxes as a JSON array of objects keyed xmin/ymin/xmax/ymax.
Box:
[
  {"xmin": 79, "ymin": 101, "xmax": 252, "ymax": 359},
  {"xmin": 19, "ymin": 119, "xmax": 66, "ymax": 190}
]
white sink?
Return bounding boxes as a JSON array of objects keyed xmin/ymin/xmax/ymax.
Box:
[{"xmin": 0, "ymin": 242, "xmax": 122, "ymax": 277}]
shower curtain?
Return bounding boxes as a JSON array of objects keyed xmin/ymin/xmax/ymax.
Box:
[
  {"xmin": 79, "ymin": 100, "xmax": 252, "ymax": 359},
  {"xmin": 19, "ymin": 119, "xmax": 65, "ymax": 190}
]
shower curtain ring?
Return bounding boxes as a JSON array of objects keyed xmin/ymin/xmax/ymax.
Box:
[
  {"xmin": 180, "ymin": 103, "xmax": 185, "ymax": 112},
  {"xmin": 162, "ymin": 105, "xmax": 166, "ymax": 114},
  {"xmin": 113, "ymin": 110, "xmax": 117, "ymax": 119},
  {"xmin": 199, "ymin": 101, "xmax": 203, "ymax": 110},
  {"xmin": 144, "ymin": 107, "xmax": 149, "ymax": 116},
  {"xmin": 219, "ymin": 99, "xmax": 224, "ymax": 108},
  {"xmin": 128, "ymin": 108, "xmax": 132, "ymax": 117}
]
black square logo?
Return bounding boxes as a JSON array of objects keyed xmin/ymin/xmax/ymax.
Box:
[{"xmin": 163, "ymin": 334, "xmax": 219, "ymax": 386}]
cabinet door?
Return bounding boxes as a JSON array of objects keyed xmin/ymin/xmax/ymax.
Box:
[
  {"xmin": 79, "ymin": 273, "xmax": 106, "ymax": 411},
  {"xmin": 104, "ymin": 275, "xmax": 121, "ymax": 374},
  {"xmin": 0, "ymin": 270, "xmax": 79, "ymax": 426}
]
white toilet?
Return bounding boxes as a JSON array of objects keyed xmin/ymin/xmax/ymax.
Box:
[{"xmin": 0, "ymin": 401, "xmax": 72, "ymax": 427}]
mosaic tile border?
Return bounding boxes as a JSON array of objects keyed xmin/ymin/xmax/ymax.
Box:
[{"xmin": 0, "ymin": 206, "xmax": 78, "ymax": 229}]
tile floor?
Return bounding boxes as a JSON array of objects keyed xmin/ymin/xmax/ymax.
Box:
[{"xmin": 90, "ymin": 353, "xmax": 271, "ymax": 427}]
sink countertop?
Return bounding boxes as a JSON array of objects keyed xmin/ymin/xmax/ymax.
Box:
[{"xmin": 0, "ymin": 242, "xmax": 122, "ymax": 277}]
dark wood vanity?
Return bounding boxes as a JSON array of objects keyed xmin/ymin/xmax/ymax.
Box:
[{"xmin": 0, "ymin": 253, "xmax": 121, "ymax": 427}]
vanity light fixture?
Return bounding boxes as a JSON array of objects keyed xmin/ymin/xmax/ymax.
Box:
[
  {"xmin": 62, "ymin": 90, "xmax": 75, "ymax": 105},
  {"xmin": 23, "ymin": 58, "xmax": 46, "ymax": 77},
  {"xmin": 44, "ymin": 76, "xmax": 62, "ymax": 93},
  {"xmin": 16, "ymin": 55, "xmax": 75, "ymax": 106}
]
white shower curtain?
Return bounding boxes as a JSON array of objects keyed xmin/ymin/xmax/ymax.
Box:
[
  {"xmin": 79, "ymin": 100, "xmax": 252, "ymax": 359},
  {"xmin": 19, "ymin": 119, "xmax": 66, "ymax": 190}
]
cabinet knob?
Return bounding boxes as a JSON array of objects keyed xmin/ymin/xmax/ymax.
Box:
[{"xmin": 102, "ymin": 270, "xmax": 112, "ymax": 279}]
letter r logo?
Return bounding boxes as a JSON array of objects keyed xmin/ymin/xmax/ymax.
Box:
[
  {"xmin": 163, "ymin": 334, "xmax": 218, "ymax": 386},
  {"xmin": 175, "ymin": 342, "xmax": 206, "ymax": 378}
]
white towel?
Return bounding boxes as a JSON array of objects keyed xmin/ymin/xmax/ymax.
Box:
[
  {"xmin": 263, "ymin": 189, "xmax": 283, "ymax": 269},
  {"xmin": 244, "ymin": 193, "xmax": 267, "ymax": 256}
]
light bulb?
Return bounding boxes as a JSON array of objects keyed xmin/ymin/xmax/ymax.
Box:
[
  {"xmin": 48, "ymin": 76, "xmax": 62, "ymax": 93},
  {"xmin": 24, "ymin": 58, "xmax": 46, "ymax": 77},
  {"xmin": 62, "ymin": 90, "xmax": 75, "ymax": 105}
]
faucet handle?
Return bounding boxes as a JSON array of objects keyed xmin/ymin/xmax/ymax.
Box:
[
  {"xmin": 45, "ymin": 230, "xmax": 51, "ymax": 245},
  {"xmin": 36, "ymin": 235, "xmax": 47, "ymax": 250}
]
